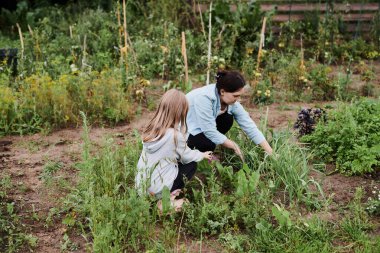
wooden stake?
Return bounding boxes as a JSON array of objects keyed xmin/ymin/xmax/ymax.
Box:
[
  {"xmin": 122, "ymin": 0, "xmax": 128, "ymax": 75},
  {"xmin": 69, "ymin": 25, "xmax": 73, "ymax": 39},
  {"xmin": 206, "ymin": 2, "xmax": 213, "ymax": 85},
  {"xmin": 116, "ymin": 2, "xmax": 122, "ymax": 54},
  {"xmin": 82, "ymin": 35, "xmax": 87, "ymax": 69},
  {"xmin": 181, "ymin": 32, "xmax": 189, "ymax": 85},
  {"xmin": 256, "ymin": 17, "xmax": 267, "ymax": 71},
  {"xmin": 16, "ymin": 23, "xmax": 24, "ymax": 61},
  {"xmin": 300, "ymin": 34, "xmax": 305, "ymax": 71},
  {"xmin": 27, "ymin": 24, "xmax": 34, "ymax": 37},
  {"xmin": 197, "ymin": 1, "xmax": 206, "ymax": 39}
]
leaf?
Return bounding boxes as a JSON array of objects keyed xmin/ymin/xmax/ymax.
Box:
[
  {"xmin": 248, "ymin": 170, "xmax": 260, "ymax": 192},
  {"xmin": 272, "ymin": 203, "xmax": 292, "ymax": 228},
  {"xmin": 161, "ymin": 186, "xmax": 171, "ymax": 214}
]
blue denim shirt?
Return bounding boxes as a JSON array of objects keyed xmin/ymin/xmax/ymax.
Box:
[{"xmin": 186, "ymin": 84, "xmax": 266, "ymax": 145}]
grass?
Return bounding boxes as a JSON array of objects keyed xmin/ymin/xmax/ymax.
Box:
[{"xmin": 61, "ymin": 114, "xmax": 380, "ymax": 252}]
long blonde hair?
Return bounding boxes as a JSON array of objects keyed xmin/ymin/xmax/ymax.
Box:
[{"xmin": 142, "ymin": 89, "xmax": 188, "ymax": 144}]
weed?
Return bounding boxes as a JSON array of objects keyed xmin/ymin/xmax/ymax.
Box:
[{"xmin": 39, "ymin": 161, "xmax": 63, "ymax": 183}]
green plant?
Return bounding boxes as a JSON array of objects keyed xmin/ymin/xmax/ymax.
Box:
[
  {"xmin": 302, "ymin": 99, "xmax": 380, "ymax": 175},
  {"xmin": 252, "ymin": 78, "xmax": 273, "ymax": 105},
  {"xmin": 0, "ymin": 174, "xmax": 38, "ymax": 252},
  {"xmin": 366, "ymin": 185, "xmax": 380, "ymax": 216},
  {"xmin": 39, "ymin": 161, "xmax": 63, "ymax": 183},
  {"xmin": 307, "ymin": 64, "xmax": 335, "ymax": 100}
]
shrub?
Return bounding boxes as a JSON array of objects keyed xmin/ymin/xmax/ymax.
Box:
[
  {"xmin": 302, "ymin": 99, "xmax": 380, "ymax": 175},
  {"xmin": 0, "ymin": 69, "xmax": 134, "ymax": 136}
]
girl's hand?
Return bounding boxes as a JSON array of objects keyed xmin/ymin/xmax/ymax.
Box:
[{"xmin": 203, "ymin": 151, "xmax": 213, "ymax": 161}]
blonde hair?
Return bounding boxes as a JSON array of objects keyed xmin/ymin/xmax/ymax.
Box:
[{"xmin": 142, "ymin": 89, "xmax": 188, "ymax": 144}]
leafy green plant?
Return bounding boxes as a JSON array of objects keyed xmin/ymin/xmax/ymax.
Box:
[
  {"xmin": 366, "ymin": 185, "xmax": 380, "ymax": 216},
  {"xmin": 39, "ymin": 161, "xmax": 63, "ymax": 183},
  {"xmin": 302, "ymin": 99, "xmax": 380, "ymax": 175},
  {"xmin": 252, "ymin": 78, "xmax": 273, "ymax": 105}
]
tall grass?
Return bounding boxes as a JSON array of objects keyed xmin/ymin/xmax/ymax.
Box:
[{"xmin": 65, "ymin": 114, "xmax": 379, "ymax": 252}]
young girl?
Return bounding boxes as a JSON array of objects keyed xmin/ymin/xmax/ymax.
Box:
[{"xmin": 135, "ymin": 89, "xmax": 212, "ymax": 208}]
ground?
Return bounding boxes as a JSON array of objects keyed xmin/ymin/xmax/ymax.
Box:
[{"xmin": 0, "ymin": 83, "xmax": 379, "ymax": 252}]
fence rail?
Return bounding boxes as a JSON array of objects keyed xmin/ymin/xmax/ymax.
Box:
[{"xmin": 198, "ymin": 1, "xmax": 380, "ymax": 36}]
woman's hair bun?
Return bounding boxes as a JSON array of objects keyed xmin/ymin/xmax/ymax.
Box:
[
  {"xmin": 215, "ymin": 70, "xmax": 227, "ymax": 81},
  {"xmin": 215, "ymin": 70, "xmax": 246, "ymax": 93}
]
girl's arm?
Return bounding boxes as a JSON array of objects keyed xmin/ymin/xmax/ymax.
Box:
[{"xmin": 176, "ymin": 132, "xmax": 205, "ymax": 164}]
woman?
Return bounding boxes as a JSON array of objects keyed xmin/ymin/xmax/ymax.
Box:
[{"xmin": 173, "ymin": 70, "xmax": 273, "ymax": 188}]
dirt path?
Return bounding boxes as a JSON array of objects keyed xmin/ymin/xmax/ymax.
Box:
[{"xmin": 1, "ymin": 90, "xmax": 379, "ymax": 251}]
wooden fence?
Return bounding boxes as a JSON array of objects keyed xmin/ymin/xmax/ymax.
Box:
[{"xmin": 198, "ymin": 1, "xmax": 380, "ymax": 35}]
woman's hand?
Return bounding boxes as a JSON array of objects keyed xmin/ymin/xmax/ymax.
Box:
[
  {"xmin": 259, "ymin": 140, "xmax": 273, "ymax": 155},
  {"xmin": 233, "ymin": 144, "xmax": 244, "ymax": 162},
  {"xmin": 203, "ymin": 151, "xmax": 213, "ymax": 161},
  {"xmin": 222, "ymin": 139, "xmax": 244, "ymax": 162}
]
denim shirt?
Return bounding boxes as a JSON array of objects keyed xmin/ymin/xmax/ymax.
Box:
[{"xmin": 186, "ymin": 84, "xmax": 266, "ymax": 145}]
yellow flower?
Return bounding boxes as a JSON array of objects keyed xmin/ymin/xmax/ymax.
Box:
[
  {"xmin": 139, "ymin": 79, "xmax": 151, "ymax": 87},
  {"xmin": 278, "ymin": 42, "xmax": 285, "ymax": 48},
  {"xmin": 265, "ymin": 89, "xmax": 271, "ymax": 94},
  {"xmin": 160, "ymin": 45, "xmax": 168, "ymax": 54},
  {"xmin": 257, "ymin": 90, "xmax": 262, "ymax": 95},
  {"xmin": 254, "ymin": 72, "xmax": 262, "ymax": 77},
  {"xmin": 246, "ymin": 47, "xmax": 254, "ymax": 55},
  {"xmin": 136, "ymin": 89, "xmax": 144, "ymax": 96}
]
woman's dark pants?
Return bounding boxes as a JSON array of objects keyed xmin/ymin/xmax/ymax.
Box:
[{"xmin": 171, "ymin": 112, "xmax": 233, "ymax": 191}]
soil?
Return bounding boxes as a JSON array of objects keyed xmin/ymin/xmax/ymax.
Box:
[{"xmin": 0, "ymin": 81, "xmax": 379, "ymax": 252}]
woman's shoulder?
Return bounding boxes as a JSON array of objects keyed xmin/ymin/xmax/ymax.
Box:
[
  {"xmin": 187, "ymin": 84, "xmax": 216, "ymax": 97},
  {"xmin": 186, "ymin": 84, "xmax": 217, "ymax": 104}
]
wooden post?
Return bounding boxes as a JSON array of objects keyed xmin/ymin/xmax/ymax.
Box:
[
  {"xmin": 181, "ymin": 32, "xmax": 189, "ymax": 85},
  {"xmin": 27, "ymin": 24, "xmax": 34, "ymax": 37},
  {"xmin": 116, "ymin": 2, "xmax": 122, "ymax": 58},
  {"xmin": 256, "ymin": 17, "xmax": 267, "ymax": 71},
  {"xmin": 122, "ymin": 0, "xmax": 128, "ymax": 75},
  {"xmin": 16, "ymin": 23, "xmax": 24, "ymax": 61},
  {"xmin": 206, "ymin": 2, "xmax": 213, "ymax": 85},
  {"xmin": 300, "ymin": 33, "xmax": 305, "ymax": 71},
  {"xmin": 69, "ymin": 25, "xmax": 73, "ymax": 39},
  {"xmin": 82, "ymin": 35, "xmax": 87, "ymax": 69},
  {"xmin": 197, "ymin": 1, "xmax": 206, "ymax": 39}
]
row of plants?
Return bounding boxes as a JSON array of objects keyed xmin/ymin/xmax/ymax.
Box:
[
  {"xmin": 1, "ymin": 1, "xmax": 379, "ymax": 81},
  {"xmin": 58, "ymin": 114, "xmax": 380, "ymax": 252},
  {"xmin": 249, "ymin": 52, "xmax": 378, "ymax": 104},
  {"xmin": 0, "ymin": 69, "xmax": 133, "ymax": 136}
]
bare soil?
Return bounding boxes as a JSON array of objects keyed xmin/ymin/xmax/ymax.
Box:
[{"xmin": 0, "ymin": 81, "xmax": 379, "ymax": 252}]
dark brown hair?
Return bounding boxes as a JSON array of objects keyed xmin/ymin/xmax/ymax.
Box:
[{"xmin": 215, "ymin": 70, "xmax": 245, "ymax": 94}]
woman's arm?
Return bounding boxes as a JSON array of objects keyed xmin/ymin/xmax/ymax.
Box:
[{"xmin": 231, "ymin": 102, "xmax": 273, "ymax": 154}]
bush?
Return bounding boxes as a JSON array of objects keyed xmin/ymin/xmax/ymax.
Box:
[
  {"xmin": 302, "ymin": 99, "xmax": 380, "ymax": 175},
  {"xmin": 0, "ymin": 69, "xmax": 133, "ymax": 136}
]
